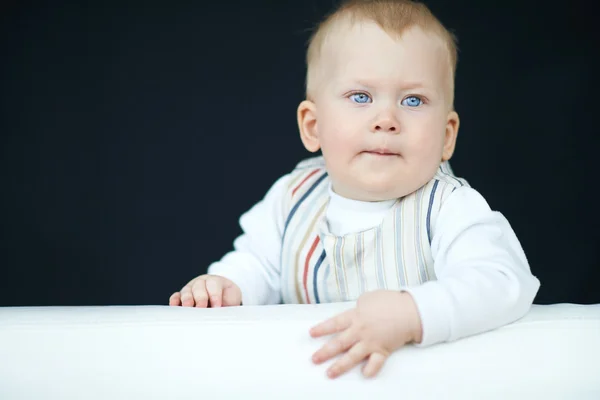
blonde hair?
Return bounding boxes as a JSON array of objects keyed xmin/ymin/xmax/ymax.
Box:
[{"xmin": 305, "ymin": 0, "xmax": 458, "ymax": 103}]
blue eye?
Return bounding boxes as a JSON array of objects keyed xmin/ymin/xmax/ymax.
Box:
[
  {"xmin": 402, "ymin": 96, "xmax": 423, "ymax": 107},
  {"xmin": 349, "ymin": 93, "xmax": 371, "ymax": 104}
]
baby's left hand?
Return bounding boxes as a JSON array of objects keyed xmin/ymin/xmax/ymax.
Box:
[{"xmin": 309, "ymin": 290, "xmax": 423, "ymax": 379}]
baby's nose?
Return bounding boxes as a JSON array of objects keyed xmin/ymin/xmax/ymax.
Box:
[{"xmin": 372, "ymin": 118, "xmax": 399, "ymax": 133}]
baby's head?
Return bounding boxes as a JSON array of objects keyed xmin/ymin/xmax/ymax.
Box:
[{"xmin": 297, "ymin": 0, "xmax": 460, "ymax": 202}]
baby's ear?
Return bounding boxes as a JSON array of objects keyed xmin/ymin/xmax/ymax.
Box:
[
  {"xmin": 442, "ymin": 110, "xmax": 460, "ymax": 161},
  {"xmin": 297, "ymin": 100, "xmax": 320, "ymax": 152}
]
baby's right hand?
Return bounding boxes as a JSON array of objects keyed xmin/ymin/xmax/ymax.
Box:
[{"xmin": 169, "ymin": 274, "xmax": 242, "ymax": 308}]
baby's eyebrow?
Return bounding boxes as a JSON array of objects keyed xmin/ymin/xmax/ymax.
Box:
[
  {"xmin": 398, "ymin": 81, "xmax": 430, "ymax": 91},
  {"xmin": 351, "ymin": 79, "xmax": 432, "ymax": 91}
]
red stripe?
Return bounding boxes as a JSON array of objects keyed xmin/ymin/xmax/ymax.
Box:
[
  {"xmin": 303, "ymin": 235, "xmax": 320, "ymax": 304},
  {"xmin": 292, "ymin": 169, "xmax": 320, "ymax": 197}
]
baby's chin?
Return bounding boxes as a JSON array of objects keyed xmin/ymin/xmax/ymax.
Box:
[{"xmin": 335, "ymin": 179, "xmax": 420, "ymax": 202}]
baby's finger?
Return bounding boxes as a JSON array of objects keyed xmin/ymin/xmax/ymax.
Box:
[
  {"xmin": 222, "ymin": 285, "xmax": 242, "ymax": 306},
  {"xmin": 169, "ymin": 292, "xmax": 181, "ymax": 306},
  {"xmin": 328, "ymin": 341, "xmax": 370, "ymax": 379},
  {"xmin": 312, "ymin": 326, "xmax": 358, "ymax": 364},
  {"xmin": 205, "ymin": 277, "xmax": 223, "ymax": 308},
  {"xmin": 310, "ymin": 309, "xmax": 353, "ymax": 338},
  {"xmin": 191, "ymin": 279, "xmax": 209, "ymax": 308},
  {"xmin": 179, "ymin": 285, "xmax": 195, "ymax": 307},
  {"xmin": 362, "ymin": 352, "xmax": 387, "ymax": 378}
]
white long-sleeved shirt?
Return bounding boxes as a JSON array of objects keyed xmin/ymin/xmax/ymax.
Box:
[{"xmin": 208, "ymin": 173, "xmax": 541, "ymax": 347}]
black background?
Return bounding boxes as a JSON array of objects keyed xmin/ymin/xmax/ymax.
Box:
[{"xmin": 1, "ymin": 0, "xmax": 598, "ymax": 307}]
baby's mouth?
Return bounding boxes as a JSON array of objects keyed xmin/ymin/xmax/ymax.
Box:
[{"xmin": 362, "ymin": 148, "xmax": 399, "ymax": 156}]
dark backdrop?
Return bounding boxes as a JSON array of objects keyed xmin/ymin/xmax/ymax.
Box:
[{"xmin": 1, "ymin": 0, "xmax": 597, "ymax": 307}]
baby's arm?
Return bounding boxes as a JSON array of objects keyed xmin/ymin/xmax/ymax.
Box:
[
  {"xmin": 204, "ymin": 173, "xmax": 289, "ymax": 306},
  {"xmin": 404, "ymin": 186, "xmax": 541, "ymax": 347}
]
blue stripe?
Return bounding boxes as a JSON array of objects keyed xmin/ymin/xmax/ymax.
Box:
[
  {"xmin": 449, "ymin": 174, "xmax": 464, "ymax": 187},
  {"xmin": 281, "ymin": 172, "xmax": 328, "ymax": 244},
  {"xmin": 426, "ymin": 179, "xmax": 439, "ymax": 244},
  {"xmin": 313, "ymin": 249, "xmax": 326, "ymax": 304},
  {"xmin": 416, "ymin": 187, "xmax": 427, "ymax": 283},
  {"xmin": 439, "ymin": 163, "xmax": 464, "ymax": 187}
]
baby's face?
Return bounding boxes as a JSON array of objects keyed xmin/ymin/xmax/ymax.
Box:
[{"xmin": 305, "ymin": 22, "xmax": 458, "ymax": 201}]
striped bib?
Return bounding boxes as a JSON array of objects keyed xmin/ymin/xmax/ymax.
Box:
[{"xmin": 279, "ymin": 156, "xmax": 469, "ymax": 304}]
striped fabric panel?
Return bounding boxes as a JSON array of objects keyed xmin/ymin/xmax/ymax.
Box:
[
  {"xmin": 437, "ymin": 161, "xmax": 469, "ymax": 188},
  {"xmin": 291, "ymin": 196, "xmax": 328, "ymax": 303},
  {"xmin": 331, "ymin": 231, "xmax": 373, "ymax": 300},
  {"xmin": 280, "ymin": 169, "xmax": 328, "ymax": 303},
  {"xmin": 404, "ymin": 192, "xmax": 417, "ymax": 286},
  {"xmin": 292, "ymin": 168, "xmax": 320, "ymax": 197},
  {"xmin": 284, "ymin": 159, "xmax": 326, "ymax": 208},
  {"xmin": 286, "ymin": 167, "xmax": 309, "ymax": 194},
  {"xmin": 426, "ymin": 179, "xmax": 439, "ymax": 244},
  {"xmin": 293, "ymin": 201, "xmax": 328, "ymax": 303},
  {"xmin": 282, "ymin": 171, "xmax": 327, "ymax": 244},
  {"xmin": 374, "ymin": 227, "xmax": 386, "ymax": 290},
  {"xmin": 438, "ymin": 180, "xmax": 451, "ymax": 210},
  {"xmin": 285, "ymin": 201, "xmax": 328, "ymax": 303},
  {"xmin": 302, "ymin": 235, "xmax": 321, "ymax": 304},
  {"xmin": 324, "ymin": 228, "xmax": 384, "ymax": 301},
  {"xmin": 439, "ymin": 160, "xmax": 454, "ymax": 175},
  {"xmin": 321, "ymin": 259, "xmax": 332, "ymax": 303},
  {"xmin": 415, "ymin": 185, "xmax": 429, "ymax": 283},
  {"xmin": 354, "ymin": 234, "xmax": 366, "ymax": 295},
  {"xmin": 333, "ymin": 237, "xmax": 348, "ymax": 300},
  {"xmin": 427, "ymin": 166, "xmax": 471, "ymax": 247},
  {"xmin": 393, "ymin": 202, "xmax": 407, "ymax": 288},
  {"xmin": 391, "ymin": 192, "xmax": 419, "ymax": 288},
  {"xmin": 312, "ymin": 249, "xmax": 327, "ymax": 304}
]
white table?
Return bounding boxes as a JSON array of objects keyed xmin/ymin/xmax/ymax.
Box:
[{"xmin": 1, "ymin": 302, "xmax": 599, "ymax": 399}]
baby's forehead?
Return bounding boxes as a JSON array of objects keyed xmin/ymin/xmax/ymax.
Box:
[
  {"xmin": 325, "ymin": 20, "xmax": 448, "ymax": 60},
  {"xmin": 320, "ymin": 21, "xmax": 451, "ymax": 78}
]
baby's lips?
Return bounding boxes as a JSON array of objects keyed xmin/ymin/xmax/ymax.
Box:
[{"xmin": 363, "ymin": 148, "xmax": 400, "ymax": 156}]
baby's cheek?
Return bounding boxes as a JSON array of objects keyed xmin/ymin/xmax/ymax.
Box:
[
  {"xmin": 324, "ymin": 128, "xmax": 356, "ymax": 153},
  {"xmin": 409, "ymin": 137, "xmax": 437, "ymax": 159},
  {"xmin": 414, "ymin": 127, "xmax": 445, "ymax": 153}
]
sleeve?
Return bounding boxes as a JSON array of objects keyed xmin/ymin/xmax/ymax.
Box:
[
  {"xmin": 206, "ymin": 173, "xmax": 290, "ymax": 306},
  {"xmin": 402, "ymin": 186, "xmax": 541, "ymax": 347}
]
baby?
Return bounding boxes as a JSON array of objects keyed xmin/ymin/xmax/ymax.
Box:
[{"xmin": 169, "ymin": 0, "xmax": 540, "ymax": 379}]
